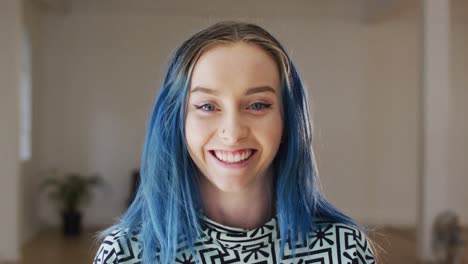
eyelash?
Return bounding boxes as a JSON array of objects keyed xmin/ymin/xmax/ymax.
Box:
[{"xmin": 193, "ymin": 102, "xmax": 272, "ymax": 112}]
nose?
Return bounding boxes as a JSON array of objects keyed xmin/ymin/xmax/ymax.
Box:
[{"xmin": 218, "ymin": 112, "xmax": 248, "ymax": 145}]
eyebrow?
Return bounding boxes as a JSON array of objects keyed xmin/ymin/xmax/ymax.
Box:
[{"xmin": 190, "ymin": 86, "xmax": 276, "ymax": 95}]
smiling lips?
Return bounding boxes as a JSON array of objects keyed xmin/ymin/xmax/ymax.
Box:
[{"xmin": 210, "ymin": 149, "xmax": 255, "ymax": 163}]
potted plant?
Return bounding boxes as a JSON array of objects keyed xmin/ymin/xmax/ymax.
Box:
[{"xmin": 41, "ymin": 169, "xmax": 103, "ymax": 236}]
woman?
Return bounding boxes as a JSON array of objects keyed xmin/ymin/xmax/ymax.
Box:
[{"xmin": 94, "ymin": 21, "xmax": 376, "ymax": 263}]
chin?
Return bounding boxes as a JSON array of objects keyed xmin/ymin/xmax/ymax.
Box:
[{"xmin": 210, "ymin": 178, "xmax": 252, "ymax": 193}]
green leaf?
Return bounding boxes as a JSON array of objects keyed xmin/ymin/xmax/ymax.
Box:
[{"xmin": 39, "ymin": 171, "xmax": 104, "ymax": 212}]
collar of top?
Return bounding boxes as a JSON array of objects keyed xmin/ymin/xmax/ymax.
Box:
[{"xmin": 199, "ymin": 216, "xmax": 280, "ymax": 250}]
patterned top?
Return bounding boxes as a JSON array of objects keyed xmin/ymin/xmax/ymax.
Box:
[{"xmin": 94, "ymin": 217, "xmax": 375, "ymax": 263}]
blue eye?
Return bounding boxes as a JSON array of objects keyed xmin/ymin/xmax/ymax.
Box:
[
  {"xmin": 249, "ymin": 102, "xmax": 272, "ymax": 111},
  {"xmin": 194, "ymin": 104, "xmax": 217, "ymax": 112}
]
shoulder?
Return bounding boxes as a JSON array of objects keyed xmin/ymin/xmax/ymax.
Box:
[
  {"xmin": 93, "ymin": 228, "xmax": 143, "ymax": 264},
  {"xmin": 308, "ymin": 220, "xmax": 375, "ymax": 263}
]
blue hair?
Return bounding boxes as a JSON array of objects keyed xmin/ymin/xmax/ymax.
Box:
[{"xmin": 100, "ymin": 21, "xmax": 360, "ymax": 263}]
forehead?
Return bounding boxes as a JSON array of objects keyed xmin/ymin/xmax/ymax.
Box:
[{"xmin": 189, "ymin": 42, "xmax": 281, "ymax": 92}]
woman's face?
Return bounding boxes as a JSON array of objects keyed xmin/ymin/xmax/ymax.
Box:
[{"xmin": 185, "ymin": 42, "xmax": 283, "ymax": 193}]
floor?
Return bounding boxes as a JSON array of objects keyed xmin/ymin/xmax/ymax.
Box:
[
  {"xmin": 5, "ymin": 226, "xmax": 468, "ymax": 264},
  {"xmin": 368, "ymin": 226, "xmax": 468, "ymax": 264},
  {"xmin": 16, "ymin": 228, "xmax": 101, "ymax": 264}
]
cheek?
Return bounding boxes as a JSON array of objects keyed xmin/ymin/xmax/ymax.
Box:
[
  {"xmin": 252, "ymin": 112, "xmax": 283, "ymax": 150},
  {"xmin": 185, "ymin": 114, "xmax": 213, "ymax": 154},
  {"xmin": 269, "ymin": 121, "xmax": 283, "ymax": 148}
]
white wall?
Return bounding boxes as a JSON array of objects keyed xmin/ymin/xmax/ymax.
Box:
[
  {"xmin": 367, "ymin": 8, "xmax": 420, "ymax": 225},
  {"xmin": 36, "ymin": 8, "xmax": 377, "ymax": 227},
  {"xmin": 34, "ymin": 1, "xmax": 468, "ymax": 230},
  {"xmin": 19, "ymin": 0, "xmax": 42, "ymax": 245},
  {"xmin": 0, "ymin": 0, "xmax": 21, "ymax": 261},
  {"xmin": 364, "ymin": 1, "xmax": 468, "ymax": 226},
  {"xmin": 449, "ymin": 0, "xmax": 468, "ymax": 223},
  {"xmin": 284, "ymin": 19, "xmax": 372, "ymax": 221},
  {"xmin": 37, "ymin": 15, "xmax": 205, "ymax": 226}
]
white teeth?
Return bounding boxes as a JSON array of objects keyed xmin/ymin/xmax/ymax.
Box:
[
  {"xmin": 228, "ymin": 153, "xmax": 234, "ymax": 162},
  {"xmin": 214, "ymin": 150, "xmax": 253, "ymax": 163}
]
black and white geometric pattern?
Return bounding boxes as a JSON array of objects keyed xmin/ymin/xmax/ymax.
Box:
[{"xmin": 94, "ymin": 217, "xmax": 375, "ymax": 263}]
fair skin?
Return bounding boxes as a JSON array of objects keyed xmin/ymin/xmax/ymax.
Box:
[{"xmin": 185, "ymin": 42, "xmax": 283, "ymax": 229}]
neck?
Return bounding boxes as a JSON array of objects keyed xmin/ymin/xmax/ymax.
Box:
[{"xmin": 200, "ymin": 175, "xmax": 275, "ymax": 229}]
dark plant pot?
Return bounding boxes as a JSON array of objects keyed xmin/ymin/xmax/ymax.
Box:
[{"xmin": 62, "ymin": 210, "xmax": 82, "ymax": 236}]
